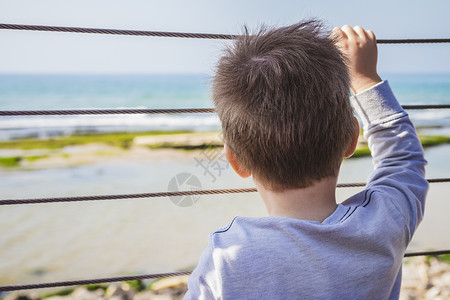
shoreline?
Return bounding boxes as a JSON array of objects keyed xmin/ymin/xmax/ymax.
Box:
[
  {"xmin": 0, "ymin": 131, "xmax": 222, "ymax": 169},
  {"xmin": 1, "ymin": 131, "xmax": 450, "ymax": 169}
]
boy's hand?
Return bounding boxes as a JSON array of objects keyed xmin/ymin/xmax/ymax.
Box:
[{"xmin": 332, "ymin": 25, "xmax": 382, "ymax": 94}]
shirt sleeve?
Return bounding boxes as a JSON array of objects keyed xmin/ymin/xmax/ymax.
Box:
[
  {"xmin": 184, "ymin": 238, "xmax": 220, "ymax": 300},
  {"xmin": 351, "ymin": 81, "xmax": 429, "ymax": 240}
]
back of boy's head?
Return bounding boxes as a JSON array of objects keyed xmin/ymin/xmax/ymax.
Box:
[{"xmin": 213, "ymin": 20, "xmax": 355, "ymax": 191}]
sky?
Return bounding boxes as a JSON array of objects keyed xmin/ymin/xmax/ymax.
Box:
[{"xmin": 1, "ymin": 0, "xmax": 450, "ymax": 75}]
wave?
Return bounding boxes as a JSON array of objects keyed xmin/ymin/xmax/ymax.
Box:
[
  {"xmin": 407, "ymin": 110, "xmax": 450, "ymax": 127},
  {"xmin": 0, "ymin": 114, "xmax": 221, "ymax": 141},
  {"xmin": 1, "ymin": 109, "xmax": 450, "ymax": 141}
]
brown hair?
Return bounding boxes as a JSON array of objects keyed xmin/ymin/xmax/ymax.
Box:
[{"xmin": 213, "ymin": 20, "xmax": 355, "ymax": 191}]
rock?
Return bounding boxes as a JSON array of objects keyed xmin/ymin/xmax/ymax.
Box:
[
  {"xmin": 146, "ymin": 275, "xmax": 188, "ymax": 300},
  {"xmin": 400, "ymin": 256, "xmax": 450, "ymax": 300},
  {"xmin": 150, "ymin": 276, "xmax": 189, "ymax": 291},
  {"xmin": 425, "ymin": 286, "xmax": 441, "ymax": 299},
  {"xmin": 402, "ymin": 256, "xmax": 428, "ymax": 293},
  {"xmin": 428, "ymin": 257, "xmax": 449, "ymax": 278},
  {"xmin": 70, "ymin": 287, "xmax": 104, "ymax": 300},
  {"xmin": 133, "ymin": 291, "xmax": 172, "ymax": 300},
  {"xmin": 398, "ymin": 289, "xmax": 418, "ymax": 300},
  {"xmin": 105, "ymin": 284, "xmax": 134, "ymax": 300},
  {"xmin": 442, "ymin": 272, "xmax": 450, "ymax": 286},
  {"xmin": 3, "ymin": 293, "xmax": 39, "ymax": 300}
]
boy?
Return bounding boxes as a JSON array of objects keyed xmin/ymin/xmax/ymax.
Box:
[{"xmin": 184, "ymin": 21, "xmax": 428, "ymax": 299}]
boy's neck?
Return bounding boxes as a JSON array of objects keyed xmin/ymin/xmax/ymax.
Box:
[{"xmin": 255, "ymin": 176, "xmax": 338, "ymax": 223}]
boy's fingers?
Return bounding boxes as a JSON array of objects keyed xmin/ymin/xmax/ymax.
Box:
[
  {"xmin": 331, "ymin": 27, "xmax": 346, "ymax": 40},
  {"xmin": 341, "ymin": 25, "xmax": 356, "ymax": 41},
  {"xmin": 331, "ymin": 27, "xmax": 341, "ymax": 36},
  {"xmin": 367, "ymin": 29, "xmax": 376, "ymax": 42},
  {"xmin": 353, "ymin": 25, "xmax": 367, "ymax": 40}
]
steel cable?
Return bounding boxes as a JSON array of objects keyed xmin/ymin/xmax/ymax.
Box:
[
  {"xmin": 404, "ymin": 249, "xmax": 450, "ymax": 257},
  {"xmin": 0, "ymin": 105, "xmax": 450, "ymax": 116},
  {"xmin": 0, "ymin": 23, "xmax": 235, "ymax": 40},
  {"xmin": 1, "ymin": 23, "xmax": 450, "ymax": 44},
  {"xmin": 0, "ymin": 108, "xmax": 215, "ymax": 116},
  {"xmin": 0, "ymin": 271, "xmax": 192, "ymax": 292},
  {"xmin": 0, "ymin": 178, "xmax": 448, "ymax": 206},
  {"xmin": 0, "ymin": 187, "xmax": 258, "ymax": 205}
]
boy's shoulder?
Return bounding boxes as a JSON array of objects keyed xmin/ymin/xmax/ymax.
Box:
[
  {"xmin": 208, "ymin": 216, "xmax": 269, "ymax": 245},
  {"xmin": 207, "ymin": 206, "xmax": 353, "ymax": 246},
  {"xmin": 209, "ymin": 188, "xmax": 410, "ymax": 248}
]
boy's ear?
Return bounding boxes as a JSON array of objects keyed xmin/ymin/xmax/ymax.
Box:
[
  {"xmin": 224, "ymin": 144, "xmax": 251, "ymax": 178},
  {"xmin": 344, "ymin": 117, "xmax": 360, "ymax": 158}
]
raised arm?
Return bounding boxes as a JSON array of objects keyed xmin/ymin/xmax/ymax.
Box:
[
  {"xmin": 334, "ymin": 25, "xmax": 428, "ymax": 238},
  {"xmin": 333, "ymin": 25, "xmax": 382, "ymax": 94}
]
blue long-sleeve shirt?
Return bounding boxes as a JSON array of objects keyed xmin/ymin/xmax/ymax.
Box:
[{"xmin": 184, "ymin": 81, "xmax": 428, "ymax": 300}]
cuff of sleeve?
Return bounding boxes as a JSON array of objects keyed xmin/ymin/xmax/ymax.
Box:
[{"xmin": 351, "ymin": 80, "xmax": 405, "ymax": 128}]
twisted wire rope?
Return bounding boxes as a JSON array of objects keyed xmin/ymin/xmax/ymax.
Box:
[
  {"xmin": 0, "ymin": 108, "xmax": 215, "ymax": 116},
  {"xmin": 1, "ymin": 179, "xmax": 448, "ymax": 206},
  {"xmin": 404, "ymin": 249, "xmax": 450, "ymax": 257},
  {"xmin": 0, "ymin": 105, "xmax": 450, "ymax": 116},
  {"xmin": 0, "ymin": 23, "xmax": 235, "ymax": 40},
  {"xmin": 2, "ymin": 23, "xmax": 450, "ymax": 44},
  {"xmin": 0, "ymin": 271, "xmax": 192, "ymax": 292}
]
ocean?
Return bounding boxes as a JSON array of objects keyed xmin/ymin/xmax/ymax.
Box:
[
  {"xmin": 0, "ymin": 73, "xmax": 450, "ymax": 140},
  {"xmin": 0, "ymin": 73, "xmax": 450, "ymax": 287},
  {"xmin": 0, "ymin": 74, "xmax": 218, "ymax": 141}
]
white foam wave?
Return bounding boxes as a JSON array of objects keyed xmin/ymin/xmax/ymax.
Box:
[
  {"xmin": 0, "ymin": 114, "xmax": 222, "ymax": 140},
  {"xmin": 408, "ymin": 110, "xmax": 450, "ymax": 121},
  {"xmin": 1, "ymin": 109, "xmax": 450, "ymax": 141}
]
